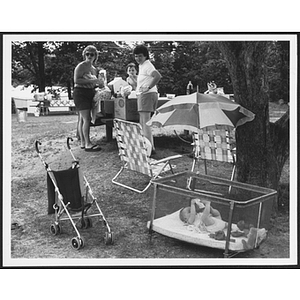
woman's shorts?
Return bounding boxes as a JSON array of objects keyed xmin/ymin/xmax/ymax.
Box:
[
  {"xmin": 137, "ymin": 92, "xmax": 158, "ymax": 112},
  {"xmin": 73, "ymin": 87, "xmax": 95, "ymax": 111}
]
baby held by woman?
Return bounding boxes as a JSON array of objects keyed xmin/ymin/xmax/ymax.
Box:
[{"xmin": 179, "ymin": 198, "xmax": 227, "ymax": 233}]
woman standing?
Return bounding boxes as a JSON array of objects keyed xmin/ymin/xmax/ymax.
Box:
[
  {"xmin": 133, "ymin": 45, "xmax": 162, "ymax": 155},
  {"xmin": 73, "ymin": 45, "xmax": 103, "ymax": 152}
]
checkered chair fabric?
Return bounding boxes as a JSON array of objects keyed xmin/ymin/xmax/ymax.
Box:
[
  {"xmin": 188, "ymin": 126, "xmax": 236, "ymax": 192},
  {"xmin": 115, "ymin": 119, "xmax": 152, "ymax": 177},
  {"xmin": 113, "ymin": 119, "xmax": 182, "ymax": 193},
  {"xmin": 193, "ymin": 127, "xmax": 235, "ymax": 163}
]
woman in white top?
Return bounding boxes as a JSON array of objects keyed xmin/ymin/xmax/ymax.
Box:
[{"xmin": 133, "ymin": 45, "xmax": 162, "ymax": 156}]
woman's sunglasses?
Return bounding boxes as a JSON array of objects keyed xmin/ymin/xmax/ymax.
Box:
[{"xmin": 86, "ymin": 52, "xmax": 95, "ymax": 57}]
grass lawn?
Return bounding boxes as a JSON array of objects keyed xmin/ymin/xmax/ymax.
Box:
[{"xmin": 7, "ymin": 101, "xmax": 292, "ymax": 266}]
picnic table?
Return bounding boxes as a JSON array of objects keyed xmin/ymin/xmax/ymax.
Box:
[
  {"xmin": 91, "ymin": 97, "xmax": 170, "ymax": 142},
  {"xmin": 90, "ymin": 116, "xmax": 114, "ymax": 142}
]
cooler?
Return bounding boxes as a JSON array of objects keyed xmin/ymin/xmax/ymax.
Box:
[{"xmin": 114, "ymin": 97, "xmax": 139, "ymax": 122}]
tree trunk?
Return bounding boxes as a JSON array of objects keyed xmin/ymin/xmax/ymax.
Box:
[
  {"xmin": 37, "ymin": 42, "xmax": 46, "ymax": 92},
  {"xmin": 67, "ymin": 80, "xmax": 72, "ymax": 99},
  {"xmin": 278, "ymin": 41, "xmax": 290, "ymax": 102},
  {"xmin": 217, "ymin": 42, "xmax": 289, "ymax": 194}
]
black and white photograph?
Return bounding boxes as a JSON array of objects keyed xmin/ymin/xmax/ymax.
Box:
[
  {"xmin": 1, "ymin": 1, "xmax": 299, "ymax": 297},
  {"xmin": 2, "ymin": 33, "xmax": 297, "ymax": 268}
]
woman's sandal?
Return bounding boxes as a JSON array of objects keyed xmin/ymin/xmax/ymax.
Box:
[{"xmin": 85, "ymin": 145, "xmax": 102, "ymax": 152}]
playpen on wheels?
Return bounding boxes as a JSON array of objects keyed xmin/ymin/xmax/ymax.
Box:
[
  {"xmin": 35, "ymin": 138, "xmax": 113, "ymax": 250},
  {"xmin": 148, "ymin": 171, "xmax": 277, "ymax": 258}
]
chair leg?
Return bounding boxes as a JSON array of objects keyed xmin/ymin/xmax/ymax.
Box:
[
  {"xmin": 204, "ymin": 159, "xmax": 207, "ymax": 175},
  {"xmin": 112, "ymin": 166, "xmax": 152, "ymax": 193},
  {"xmin": 228, "ymin": 164, "xmax": 236, "ymax": 194},
  {"xmin": 187, "ymin": 158, "xmax": 197, "ymax": 189},
  {"xmin": 230, "ymin": 164, "xmax": 236, "ymax": 181},
  {"xmin": 191, "ymin": 159, "xmax": 196, "ymax": 173}
]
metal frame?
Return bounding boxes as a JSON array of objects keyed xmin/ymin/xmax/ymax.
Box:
[
  {"xmin": 35, "ymin": 138, "xmax": 113, "ymax": 249},
  {"xmin": 149, "ymin": 171, "xmax": 277, "ymax": 258}
]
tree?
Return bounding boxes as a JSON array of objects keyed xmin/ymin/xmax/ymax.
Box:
[
  {"xmin": 144, "ymin": 41, "xmax": 232, "ymax": 96},
  {"xmin": 144, "ymin": 41, "xmax": 177, "ymax": 95},
  {"xmin": 277, "ymin": 41, "xmax": 290, "ymax": 103},
  {"xmin": 12, "ymin": 41, "xmax": 47, "ymax": 91},
  {"xmin": 37, "ymin": 42, "xmax": 46, "ymax": 92},
  {"xmin": 264, "ymin": 41, "xmax": 290, "ymax": 103},
  {"xmin": 217, "ymin": 42, "xmax": 289, "ymax": 198}
]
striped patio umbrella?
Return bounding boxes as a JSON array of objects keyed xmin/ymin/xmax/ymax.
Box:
[{"xmin": 147, "ymin": 92, "xmax": 255, "ymax": 131}]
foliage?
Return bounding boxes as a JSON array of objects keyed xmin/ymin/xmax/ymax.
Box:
[
  {"xmin": 265, "ymin": 41, "xmax": 289, "ymax": 103},
  {"xmin": 12, "ymin": 42, "xmax": 44, "ymax": 87},
  {"xmin": 12, "ymin": 40, "xmax": 288, "ymax": 101}
]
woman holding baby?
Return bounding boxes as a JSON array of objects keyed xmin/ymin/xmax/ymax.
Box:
[{"xmin": 73, "ymin": 45, "xmax": 104, "ymax": 152}]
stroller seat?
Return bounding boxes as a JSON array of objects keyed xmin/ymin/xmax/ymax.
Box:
[{"xmin": 47, "ymin": 167, "xmax": 86, "ymax": 214}]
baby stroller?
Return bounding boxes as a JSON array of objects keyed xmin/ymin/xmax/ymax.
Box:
[{"xmin": 35, "ymin": 137, "xmax": 113, "ymax": 250}]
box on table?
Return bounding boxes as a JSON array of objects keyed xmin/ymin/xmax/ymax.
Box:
[
  {"xmin": 114, "ymin": 97, "xmax": 139, "ymax": 122},
  {"xmin": 113, "ymin": 96, "xmax": 170, "ymax": 121},
  {"xmin": 101, "ymin": 100, "xmax": 114, "ymax": 116}
]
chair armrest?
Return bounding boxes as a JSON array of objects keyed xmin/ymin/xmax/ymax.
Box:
[{"xmin": 150, "ymin": 154, "xmax": 182, "ymax": 165}]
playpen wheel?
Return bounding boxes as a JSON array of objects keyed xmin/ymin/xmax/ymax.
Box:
[
  {"xmin": 104, "ymin": 232, "xmax": 114, "ymax": 245},
  {"xmin": 71, "ymin": 236, "xmax": 84, "ymax": 250},
  {"xmin": 50, "ymin": 223, "xmax": 61, "ymax": 235}
]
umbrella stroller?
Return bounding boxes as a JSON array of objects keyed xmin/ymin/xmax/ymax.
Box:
[{"xmin": 35, "ymin": 138, "xmax": 113, "ymax": 249}]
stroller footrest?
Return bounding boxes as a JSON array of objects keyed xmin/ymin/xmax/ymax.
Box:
[{"xmin": 69, "ymin": 202, "xmax": 92, "ymax": 213}]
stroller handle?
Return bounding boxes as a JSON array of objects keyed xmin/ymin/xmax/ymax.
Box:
[
  {"xmin": 35, "ymin": 140, "xmax": 42, "ymax": 153},
  {"xmin": 67, "ymin": 137, "xmax": 73, "ymax": 150}
]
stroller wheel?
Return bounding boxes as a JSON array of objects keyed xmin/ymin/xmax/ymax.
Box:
[
  {"xmin": 79, "ymin": 236, "xmax": 85, "ymax": 248},
  {"xmin": 71, "ymin": 236, "xmax": 85, "ymax": 250},
  {"xmin": 50, "ymin": 223, "xmax": 61, "ymax": 235},
  {"xmin": 105, "ymin": 232, "xmax": 114, "ymax": 245}
]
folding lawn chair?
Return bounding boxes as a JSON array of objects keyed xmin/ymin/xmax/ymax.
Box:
[
  {"xmin": 188, "ymin": 126, "xmax": 236, "ymax": 192},
  {"xmin": 112, "ymin": 118, "xmax": 182, "ymax": 193}
]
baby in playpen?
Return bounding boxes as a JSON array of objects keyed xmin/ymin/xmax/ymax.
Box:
[{"xmin": 179, "ymin": 198, "xmax": 227, "ymax": 233}]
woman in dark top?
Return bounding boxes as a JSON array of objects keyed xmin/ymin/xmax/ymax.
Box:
[{"xmin": 73, "ymin": 45, "xmax": 103, "ymax": 151}]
